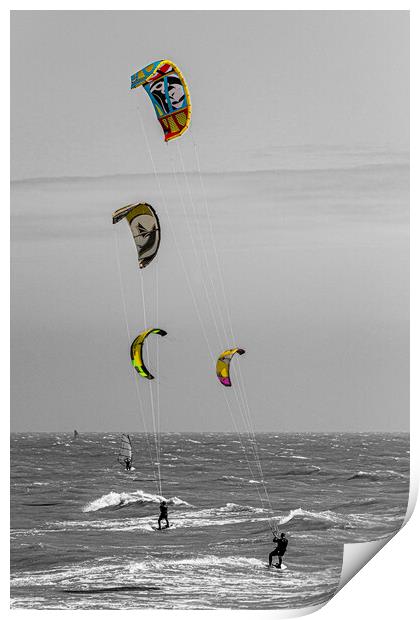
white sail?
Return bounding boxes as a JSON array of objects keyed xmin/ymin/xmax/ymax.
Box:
[{"xmin": 118, "ymin": 434, "xmax": 132, "ymax": 465}]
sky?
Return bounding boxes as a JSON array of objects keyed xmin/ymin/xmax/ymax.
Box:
[
  {"xmin": 11, "ymin": 10, "xmax": 409, "ymax": 178},
  {"xmin": 10, "ymin": 11, "xmax": 409, "ymax": 432}
]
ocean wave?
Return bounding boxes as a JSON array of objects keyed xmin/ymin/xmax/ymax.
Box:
[
  {"xmin": 12, "ymin": 554, "xmax": 269, "ymax": 591},
  {"xmin": 347, "ymin": 470, "xmax": 409, "ymax": 482},
  {"xmin": 272, "ymin": 505, "xmax": 404, "ymax": 532},
  {"xmin": 51, "ymin": 513, "xmax": 262, "ymax": 533},
  {"xmin": 273, "ymin": 508, "xmax": 348, "ymax": 530},
  {"xmin": 130, "ymin": 555, "xmax": 266, "ymax": 572},
  {"xmin": 65, "ymin": 502, "xmax": 271, "ymax": 533},
  {"xmin": 219, "ymin": 503, "xmax": 266, "ymax": 514},
  {"xmin": 172, "ymin": 555, "xmax": 265, "ymax": 569},
  {"xmin": 331, "ymin": 497, "xmax": 378, "ymax": 509},
  {"xmin": 50, "ymin": 502, "xmax": 375, "ymax": 536},
  {"xmin": 83, "ymin": 490, "xmax": 191, "ymax": 513},
  {"xmin": 280, "ymin": 466, "xmax": 321, "ymax": 476},
  {"xmin": 221, "ymin": 475, "xmax": 263, "ymax": 484}
]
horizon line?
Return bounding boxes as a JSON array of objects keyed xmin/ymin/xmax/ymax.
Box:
[{"xmin": 10, "ymin": 159, "xmax": 410, "ymax": 185}]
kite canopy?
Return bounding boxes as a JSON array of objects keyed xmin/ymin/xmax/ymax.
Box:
[
  {"xmin": 131, "ymin": 59, "xmax": 191, "ymax": 142},
  {"xmin": 216, "ymin": 348, "xmax": 246, "ymax": 387},
  {"xmin": 112, "ymin": 203, "xmax": 161, "ymax": 269},
  {"xmin": 131, "ymin": 328, "xmax": 167, "ymax": 380}
]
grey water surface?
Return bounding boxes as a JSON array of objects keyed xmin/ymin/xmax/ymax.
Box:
[{"xmin": 11, "ymin": 432, "xmax": 409, "ymax": 609}]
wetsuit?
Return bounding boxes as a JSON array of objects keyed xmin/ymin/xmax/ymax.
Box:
[
  {"xmin": 125, "ymin": 458, "xmax": 132, "ymax": 471},
  {"xmin": 158, "ymin": 503, "xmax": 169, "ymax": 529},
  {"xmin": 269, "ymin": 536, "xmax": 288, "ymax": 567}
]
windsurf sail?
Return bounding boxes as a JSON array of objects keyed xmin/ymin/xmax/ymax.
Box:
[{"xmin": 118, "ymin": 434, "xmax": 132, "ymax": 466}]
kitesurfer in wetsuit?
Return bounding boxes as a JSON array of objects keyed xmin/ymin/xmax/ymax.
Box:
[
  {"xmin": 124, "ymin": 457, "xmax": 132, "ymax": 471},
  {"xmin": 268, "ymin": 532, "xmax": 288, "ymax": 567},
  {"xmin": 158, "ymin": 500, "xmax": 169, "ymax": 530}
]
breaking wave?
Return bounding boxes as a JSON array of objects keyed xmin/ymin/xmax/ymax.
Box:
[
  {"xmin": 219, "ymin": 503, "xmax": 266, "ymax": 514},
  {"xmin": 274, "ymin": 508, "xmax": 349, "ymax": 530},
  {"xmin": 83, "ymin": 490, "xmax": 191, "ymax": 513}
]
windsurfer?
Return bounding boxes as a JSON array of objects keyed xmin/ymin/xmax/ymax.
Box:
[
  {"xmin": 268, "ymin": 532, "xmax": 288, "ymax": 568},
  {"xmin": 158, "ymin": 500, "xmax": 169, "ymax": 529},
  {"xmin": 124, "ymin": 457, "xmax": 132, "ymax": 471}
]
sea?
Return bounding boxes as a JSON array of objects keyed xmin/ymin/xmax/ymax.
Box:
[{"xmin": 10, "ymin": 431, "xmax": 409, "ymax": 610}]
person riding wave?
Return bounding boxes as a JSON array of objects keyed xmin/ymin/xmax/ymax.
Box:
[
  {"xmin": 158, "ymin": 500, "xmax": 169, "ymax": 530},
  {"xmin": 268, "ymin": 532, "xmax": 288, "ymax": 568}
]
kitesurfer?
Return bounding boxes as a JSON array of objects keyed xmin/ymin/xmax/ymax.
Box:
[
  {"xmin": 124, "ymin": 457, "xmax": 132, "ymax": 471},
  {"xmin": 268, "ymin": 532, "xmax": 288, "ymax": 568},
  {"xmin": 158, "ymin": 500, "xmax": 169, "ymax": 530}
]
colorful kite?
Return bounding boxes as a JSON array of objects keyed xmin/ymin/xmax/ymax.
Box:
[
  {"xmin": 112, "ymin": 203, "xmax": 161, "ymax": 269},
  {"xmin": 216, "ymin": 348, "xmax": 246, "ymax": 387},
  {"xmin": 131, "ymin": 59, "xmax": 191, "ymax": 142},
  {"xmin": 131, "ymin": 328, "xmax": 167, "ymax": 380}
]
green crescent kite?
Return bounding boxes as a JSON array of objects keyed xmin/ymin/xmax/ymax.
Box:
[{"xmin": 130, "ymin": 328, "xmax": 167, "ymax": 380}]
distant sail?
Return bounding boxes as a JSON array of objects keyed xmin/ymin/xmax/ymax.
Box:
[{"xmin": 118, "ymin": 434, "xmax": 132, "ymax": 466}]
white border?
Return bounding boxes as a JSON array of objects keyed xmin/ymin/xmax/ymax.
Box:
[{"xmin": 5, "ymin": 4, "xmax": 416, "ymax": 619}]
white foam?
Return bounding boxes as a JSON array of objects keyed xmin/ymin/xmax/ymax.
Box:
[
  {"xmin": 220, "ymin": 502, "xmax": 266, "ymax": 514},
  {"xmin": 275, "ymin": 507, "xmax": 346, "ymax": 527},
  {"xmin": 83, "ymin": 489, "xmax": 191, "ymax": 513}
]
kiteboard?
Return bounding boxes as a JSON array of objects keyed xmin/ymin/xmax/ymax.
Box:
[
  {"xmin": 152, "ymin": 524, "xmax": 172, "ymax": 531},
  {"xmin": 268, "ymin": 563, "xmax": 287, "ymax": 571}
]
